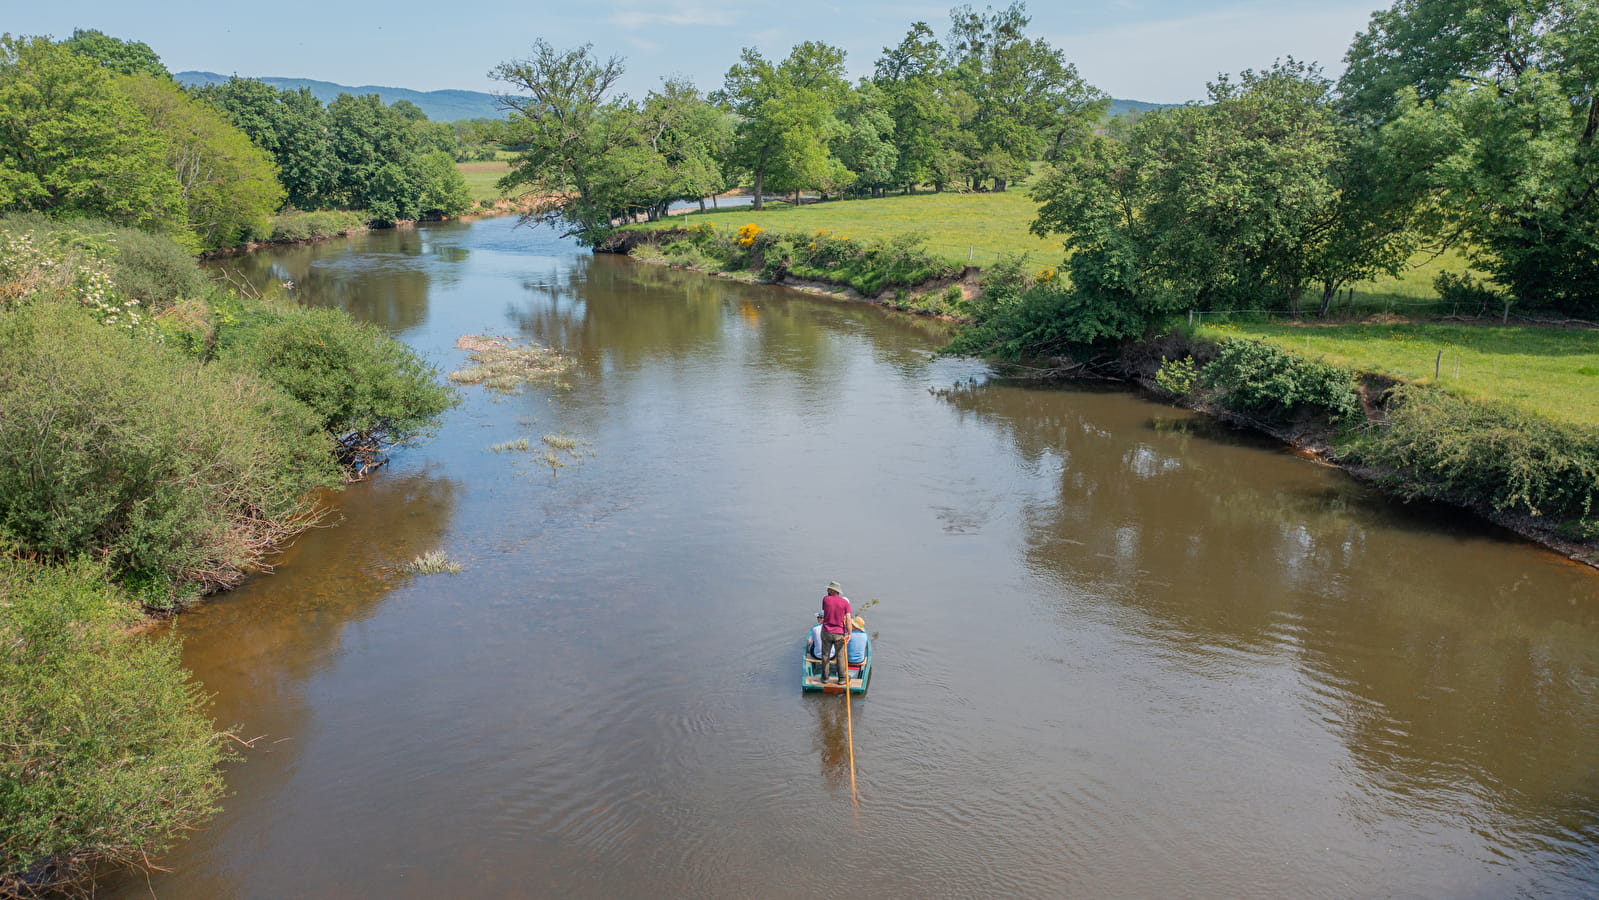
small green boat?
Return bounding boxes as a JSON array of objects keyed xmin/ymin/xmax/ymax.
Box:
[{"xmin": 801, "ymin": 633, "xmax": 871, "ymax": 694}]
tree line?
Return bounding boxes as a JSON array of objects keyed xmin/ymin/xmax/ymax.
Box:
[
  {"xmin": 494, "ymin": 3, "xmax": 1104, "ymax": 242},
  {"xmin": 498, "ymin": 0, "xmax": 1599, "ymax": 329},
  {"xmin": 0, "ymin": 30, "xmax": 474, "ymax": 252}
]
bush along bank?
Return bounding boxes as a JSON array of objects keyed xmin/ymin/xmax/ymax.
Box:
[
  {"xmin": 605, "ymin": 224, "xmax": 974, "ymax": 318},
  {"xmin": 1146, "ymin": 336, "xmax": 1599, "ymax": 564},
  {"xmin": 0, "ymin": 214, "xmax": 457, "ymax": 891}
]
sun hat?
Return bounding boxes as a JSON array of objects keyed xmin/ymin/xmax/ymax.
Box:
[
  {"xmin": 815, "ymin": 611, "xmax": 824, "ymax": 620},
  {"xmin": 851, "ymin": 616, "xmax": 866, "ymax": 630},
  {"xmin": 826, "ymin": 581, "xmax": 843, "ymax": 593}
]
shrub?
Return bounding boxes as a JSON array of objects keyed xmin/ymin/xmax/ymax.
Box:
[
  {"xmin": 1154, "ymin": 356, "xmax": 1200, "ymax": 397},
  {"xmin": 1200, "ymin": 338, "xmax": 1359, "ymax": 423},
  {"xmin": 0, "ymin": 556, "xmax": 229, "ymax": 895},
  {"xmin": 1348, "ymin": 385, "xmax": 1599, "ymax": 524},
  {"xmin": 267, "ymin": 210, "xmax": 368, "ymax": 243},
  {"xmin": 0, "ymin": 300, "xmax": 339, "ymax": 594},
  {"xmin": 221, "ymin": 306, "xmax": 458, "ymax": 470}
]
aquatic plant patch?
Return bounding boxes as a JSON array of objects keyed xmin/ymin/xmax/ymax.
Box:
[{"xmin": 450, "ymin": 334, "xmax": 573, "ymax": 394}]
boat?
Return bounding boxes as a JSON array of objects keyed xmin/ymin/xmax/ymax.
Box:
[{"xmin": 801, "ymin": 631, "xmax": 871, "ymax": 694}]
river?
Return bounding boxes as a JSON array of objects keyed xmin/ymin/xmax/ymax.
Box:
[{"xmin": 107, "ymin": 215, "xmax": 1599, "ymax": 898}]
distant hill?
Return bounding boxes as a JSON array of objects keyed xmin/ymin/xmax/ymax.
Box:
[
  {"xmin": 174, "ymin": 73, "xmax": 1165, "ymax": 124},
  {"xmin": 175, "ymin": 71, "xmax": 503, "ymax": 121},
  {"xmin": 1106, "ymin": 98, "xmax": 1177, "ymax": 117}
]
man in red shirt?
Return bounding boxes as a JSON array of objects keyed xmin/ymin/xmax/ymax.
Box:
[{"xmin": 819, "ymin": 581, "xmax": 852, "ymax": 685}]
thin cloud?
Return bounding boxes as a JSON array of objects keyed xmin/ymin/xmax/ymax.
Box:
[{"xmin": 605, "ymin": 2, "xmax": 741, "ymax": 29}]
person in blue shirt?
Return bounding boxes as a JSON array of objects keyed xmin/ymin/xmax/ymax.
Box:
[{"xmin": 846, "ymin": 616, "xmax": 870, "ymax": 666}]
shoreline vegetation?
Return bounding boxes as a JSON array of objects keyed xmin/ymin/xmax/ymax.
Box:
[{"xmin": 610, "ymin": 223, "xmax": 1599, "ymax": 570}]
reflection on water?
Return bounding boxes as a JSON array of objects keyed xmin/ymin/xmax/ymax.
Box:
[{"xmin": 111, "ymin": 216, "xmax": 1599, "ymax": 899}]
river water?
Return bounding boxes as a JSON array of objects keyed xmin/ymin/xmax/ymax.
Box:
[{"xmin": 108, "ymin": 216, "xmax": 1599, "ymax": 898}]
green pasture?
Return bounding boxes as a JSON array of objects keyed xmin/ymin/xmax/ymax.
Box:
[
  {"xmin": 457, "ymin": 160, "xmax": 511, "ymax": 200},
  {"xmin": 645, "ymin": 190, "xmax": 1063, "ymax": 267},
  {"xmin": 642, "ymin": 188, "xmax": 1484, "ymax": 308},
  {"xmin": 1205, "ymin": 321, "xmax": 1599, "ymax": 427}
]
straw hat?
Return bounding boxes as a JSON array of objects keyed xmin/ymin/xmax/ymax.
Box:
[
  {"xmin": 826, "ymin": 581, "xmax": 843, "ymax": 594},
  {"xmin": 851, "ymin": 616, "xmax": 866, "ymax": 631}
]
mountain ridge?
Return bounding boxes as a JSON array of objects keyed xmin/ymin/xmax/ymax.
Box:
[{"xmin": 176, "ymin": 71, "xmax": 1172, "ymax": 123}]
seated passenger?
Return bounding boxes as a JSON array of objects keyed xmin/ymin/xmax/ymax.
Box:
[
  {"xmin": 807, "ymin": 612, "xmax": 832, "ymax": 661},
  {"xmin": 846, "ymin": 616, "xmax": 870, "ymax": 665}
]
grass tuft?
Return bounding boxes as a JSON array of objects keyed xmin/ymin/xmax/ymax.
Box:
[{"xmin": 403, "ymin": 550, "xmax": 462, "ymax": 575}]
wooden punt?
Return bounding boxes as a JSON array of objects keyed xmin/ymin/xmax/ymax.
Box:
[{"xmin": 801, "ymin": 635, "xmax": 872, "ymax": 694}]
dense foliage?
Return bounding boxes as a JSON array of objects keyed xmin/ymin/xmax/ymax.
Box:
[
  {"xmin": 0, "ymin": 557, "xmax": 229, "ymax": 896},
  {"xmin": 1199, "ymin": 338, "xmax": 1361, "ymax": 424},
  {"xmin": 222, "ymin": 305, "xmax": 459, "ymax": 468},
  {"xmin": 1, "ymin": 33, "xmax": 474, "ymax": 250},
  {"xmin": 1341, "ymin": 0, "xmax": 1599, "ymax": 316},
  {"xmin": 1348, "ymin": 385, "xmax": 1599, "ymax": 532}
]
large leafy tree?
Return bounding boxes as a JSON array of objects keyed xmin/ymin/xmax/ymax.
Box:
[
  {"xmin": 0, "ymin": 35, "xmax": 185, "ymax": 236},
  {"xmin": 493, "ymin": 41, "xmax": 648, "ymax": 241},
  {"xmin": 193, "ymin": 78, "xmax": 333, "ymax": 210},
  {"xmin": 326, "ymin": 93, "xmax": 423, "ymax": 224},
  {"xmin": 946, "ymin": 2, "xmax": 1105, "ymax": 192},
  {"xmin": 1029, "ymin": 62, "xmax": 1411, "ymax": 331},
  {"xmin": 874, "ymin": 22, "xmax": 963, "ymax": 194},
  {"xmin": 637, "ymin": 78, "xmax": 734, "ymax": 218},
  {"xmin": 1340, "ymin": 0, "xmax": 1599, "ymax": 314},
  {"xmin": 120, "ymin": 74, "xmax": 284, "ymax": 249},
  {"xmin": 720, "ymin": 42, "xmax": 852, "ymax": 209},
  {"xmin": 61, "ymin": 28, "xmax": 169, "ymax": 79}
]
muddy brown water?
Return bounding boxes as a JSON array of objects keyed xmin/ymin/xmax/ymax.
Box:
[{"xmin": 106, "ymin": 217, "xmax": 1599, "ymax": 898}]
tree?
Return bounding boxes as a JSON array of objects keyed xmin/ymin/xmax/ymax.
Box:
[
  {"xmin": 637, "ymin": 78, "xmax": 734, "ymax": 217},
  {"xmin": 1026, "ymin": 62, "xmax": 1412, "ymax": 338},
  {"xmin": 120, "ymin": 74, "xmax": 284, "ymax": 249},
  {"xmin": 193, "ymin": 78, "xmax": 334, "ymax": 210},
  {"xmin": 0, "ymin": 36, "xmax": 185, "ymax": 237},
  {"xmin": 946, "ymin": 2, "xmax": 1105, "ymax": 191},
  {"xmin": 1339, "ymin": 0, "xmax": 1599, "ymax": 314},
  {"xmin": 61, "ymin": 28, "xmax": 169, "ymax": 79},
  {"xmin": 326, "ymin": 93, "xmax": 423, "ymax": 224},
  {"xmin": 492, "ymin": 40, "xmax": 645, "ymax": 241},
  {"xmin": 414, "ymin": 149, "xmax": 472, "ymax": 218},
  {"xmin": 720, "ymin": 42, "xmax": 852, "ymax": 209},
  {"xmin": 874, "ymin": 22, "xmax": 963, "ymax": 193},
  {"xmin": 833, "ymin": 81, "xmax": 899, "ymax": 198}
]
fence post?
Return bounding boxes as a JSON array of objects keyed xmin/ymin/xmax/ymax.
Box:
[
  {"xmin": 1188, "ymin": 310, "xmax": 1193, "ymax": 327},
  {"xmin": 969, "ymin": 247, "xmax": 974, "ymax": 262}
]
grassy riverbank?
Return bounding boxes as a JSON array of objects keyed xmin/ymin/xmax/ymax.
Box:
[
  {"xmin": 1204, "ymin": 322, "xmax": 1599, "ymax": 428},
  {"xmin": 639, "ymin": 189, "xmax": 1477, "ymax": 314}
]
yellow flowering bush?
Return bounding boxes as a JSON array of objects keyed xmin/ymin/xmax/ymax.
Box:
[{"xmin": 735, "ymin": 223, "xmax": 764, "ymax": 247}]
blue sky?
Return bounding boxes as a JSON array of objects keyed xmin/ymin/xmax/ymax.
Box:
[{"xmin": 12, "ymin": 0, "xmax": 1387, "ymax": 104}]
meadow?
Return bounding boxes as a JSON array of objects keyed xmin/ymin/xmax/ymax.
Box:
[
  {"xmin": 457, "ymin": 160, "xmax": 511, "ymax": 202},
  {"xmin": 1204, "ymin": 322, "xmax": 1599, "ymax": 427}
]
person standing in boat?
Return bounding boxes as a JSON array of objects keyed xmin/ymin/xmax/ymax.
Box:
[{"xmin": 819, "ymin": 581, "xmax": 852, "ymax": 685}]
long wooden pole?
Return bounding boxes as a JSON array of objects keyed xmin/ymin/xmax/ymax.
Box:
[{"xmin": 843, "ymin": 624, "xmax": 858, "ymax": 807}]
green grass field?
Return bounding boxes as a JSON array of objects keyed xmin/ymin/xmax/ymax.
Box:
[
  {"xmin": 642, "ymin": 186, "xmax": 1479, "ymax": 310},
  {"xmin": 1205, "ymin": 321, "xmax": 1599, "ymax": 426},
  {"xmin": 457, "ymin": 161, "xmax": 511, "ymax": 201},
  {"xmin": 644, "ymin": 189, "xmax": 1062, "ymax": 266}
]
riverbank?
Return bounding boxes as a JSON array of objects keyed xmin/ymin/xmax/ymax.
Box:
[{"xmin": 611, "ymin": 226, "xmax": 1599, "ymax": 569}]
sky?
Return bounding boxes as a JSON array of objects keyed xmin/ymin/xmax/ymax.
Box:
[{"xmin": 10, "ymin": 0, "xmax": 1389, "ymax": 105}]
